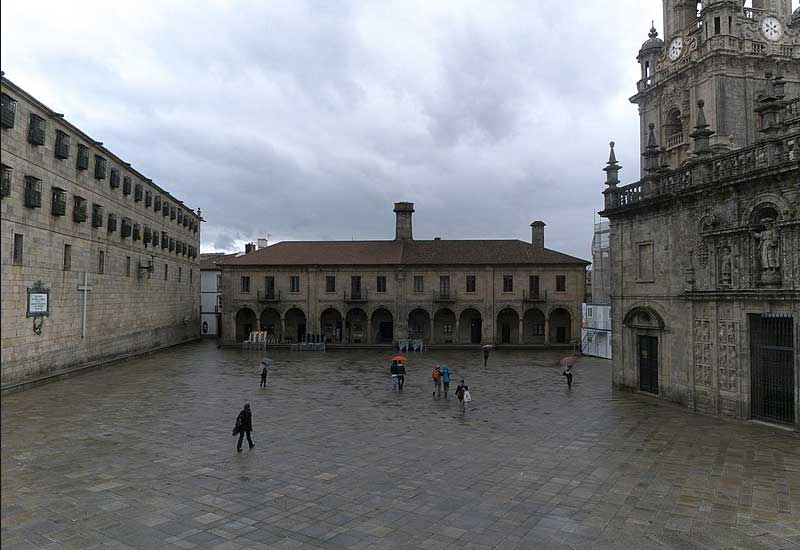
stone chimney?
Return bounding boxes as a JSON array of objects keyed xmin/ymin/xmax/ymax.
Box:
[
  {"xmin": 531, "ymin": 221, "xmax": 545, "ymax": 250},
  {"xmin": 394, "ymin": 202, "xmax": 414, "ymax": 241},
  {"xmin": 245, "ymin": 242, "xmax": 256, "ymax": 254},
  {"xmin": 257, "ymin": 238, "xmax": 269, "ymax": 249}
]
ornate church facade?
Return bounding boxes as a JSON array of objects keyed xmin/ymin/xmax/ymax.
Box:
[{"xmin": 600, "ymin": 1, "xmax": 800, "ymax": 428}]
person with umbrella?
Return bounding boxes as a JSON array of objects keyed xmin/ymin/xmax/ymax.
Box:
[
  {"xmin": 391, "ymin": 355, "xmax": 407, "ymax": 391},
  {"xmin": 439, "ymin": 365, "xmax": 452, "ymax": 398},
  {"xmin": 482, "ymin": 345, "xmax": 492, "ymax": 367},
  {"xmin": 560, "ymin": 355, "xmax": 577, "ymax": 388},
  {"xmin": 260, "ymin": 358, "xmax": 272, "ymax": 388}
]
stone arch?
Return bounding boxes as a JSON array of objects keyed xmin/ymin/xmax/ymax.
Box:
[
  {"xmin": 320, "ymin": 307, "xmax": 343, "ymax": 343},
  {"xmin": 664, "ymin": 107, "xmax": 684, "ymax": 144},
  {"xmin": 458, "ymin": 307, "xmax": 482, "ymax": 344},
  {"xmin": 496, "ymin": 307, "xmax": 520, "ymax": 344},
  {"xmin": 548, "ymin": 307, "xmax": 572, "ymax": 344},
  {"xmin": 623, "ymin": 305, "xmax": 666, "ymax": 330},
  {"xmin": 495, "ymin": 304, "xmax": 522, "ymax": 318},
  {"xmin": 284, "ymin": 307, "xmax": 307, "ymax": 343},
  {"xmin": 371, "ymin": 307, "xmax": 394, "ymax": 344},
  {"xmin": 743, "ymin": 195, "xmax": 788, "ymax": 226},
  {"xmin": 523, "ymin": 308, "xmax": 546, "ymax": 345},
  {"xmin": 433, "ymin": 308, "xmax": 457, "ymax": 344},
  {"xmin": 259, "ymin": 307, "xmax": 282, "ymax": 340},
  {"xmin": 345, "ymin": 307, "xmax": 368, "ymax": 343},
  {"xmin": 235, "ymin": 307, "xmax": 257, "ymax": 342},
  {"xmin": 408, "ymin": 307, "xmax": 431, "ymax": 342}
]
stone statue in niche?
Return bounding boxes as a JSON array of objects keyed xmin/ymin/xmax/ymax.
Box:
[
  {"xmin": 719, "ymin": 246, "xmax": 732, "ymax": 286},
  {"xmin": 754, "ymin": 218, "xmax": 781, "ymax": 284}
]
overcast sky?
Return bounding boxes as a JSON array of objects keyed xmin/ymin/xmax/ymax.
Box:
[{"xmin": 3, "ymin": 1, "xmax": 797, "ymax": 259}]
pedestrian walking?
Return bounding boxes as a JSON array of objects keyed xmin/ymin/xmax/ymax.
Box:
[
  {"xmin": 390, "ymin": 360, "xmax": 399, "ymax": 391},
  {"xmin": 232, "ymin": 403, "xmax": 255, "ymax": 452},
  {"xmin": 396, "ymin": 361, "xmax": 406, "ymax": 391},
  {"xmin": 482, "ymin": 345, "xmax": 491, "ymax": 367},
  {"xmin": 562, "ymin": 364, "xmax": 574, "ymax": 388},
  {"xmin": 440, "ymin": 365, "xmax": 451, "ymax": 398},
  {"xmin": 260, "ymin": 366, "xmax": 268, "ymax": 388},
  {"xmin": 455, "ymin": 379, "xmax": 470, "ymax": 413},
  {"xmin": 432, "ymin": 366, "xmax": 442, "ymax": 398}
]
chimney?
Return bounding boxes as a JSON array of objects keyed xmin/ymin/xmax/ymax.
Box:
[
  {"xmin": 531, "ymin": 221, "xmax": 545, "ymax": 250},
  {"xmin": 394, "ymin": 202, "xmax": 414, "ymax": 241},
  {"xmin": 257, "ymin": 238, "xmax": 269, "ymax": 249},
  {"xmin": 244, "ymin": 242, "xmax": 256, "ymax": 254}
]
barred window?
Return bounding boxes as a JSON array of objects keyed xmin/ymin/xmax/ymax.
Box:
[
  {"xmin": 107, "ymin": 213, "xmax": 118, "ymax": 233},
  {"xmin": 76, "ymin": 144, "xmax": 89, "ymax": 170},
  {"xmin": 24, "ymin": 176, "xmax": 42, "ymax": 208},
  {"xmin": 51, "ymin": 187, "xmax": 67, "ymax": 216},
  {"xmin": 122, "ymin": 175, "xmax": 131, "ymax": 195},
  {"xmin": 95, "ymin": 156, "xmax": 107, "ymax": 180},
  {"xmin": 73, "ymin": 196, "xmax": 88, "ymax": 223},
  {"xmin": 28, "ymin": 114, "xmax": 45, "ymax": 146},
  {"xmin": 91, "ymin": 204, "xmax": 103, "ymax": 227},
  {"xmin": 132, "ymin": 223, "xmax": 141, "ymax": 241},
  {"xmin": 144, "ymin": 190, "xmax": 152, "ymax": 207},
  {"xmin": 1, "ymin": 93, "xmax": 16, "ymax": 129},
  {"xmin": 154, "ymin": 195, "xmax": 162, "ymax": 211},
  {"xmin": 63, "ymin": 244, "xmax": 71, "ymax": 271},
  {"xmin": 1, "ymin": 164, "xmax": 11, "ymax": 198},
  {"xmin": 55, "ymin": 130, "xmax": 70, "ymax": 160},
  {"xmin": 121, "ymin": 218, "xmax": 132, "ymax": 238}
]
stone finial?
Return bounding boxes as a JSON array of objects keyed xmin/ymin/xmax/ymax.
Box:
[
  {"xmin": 603, "ymin": 141, "xmax": 621, "ymax": 187},
  {"xmin": 690, "ymin": 100, "xmax": 715, "ymax": 156},
  {"xmin": 649, "ymin": 22, "xmax": 658, "ymax": 39},
  {"xmin": 643, "ymin": 123, "xmax": 662, "ymax": 173}
]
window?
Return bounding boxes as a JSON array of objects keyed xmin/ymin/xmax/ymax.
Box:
[
  {"xmin": 107, "ymin": 213, "xmax": 118, "ymax": 233},
  {"xmin": 183, "ymin": 216, "xmax": 188, "ymax": 228},
  {"xmin": 1, "ymin": 93, "xmax": 16, "ymax": 128},
  {"xmin": 532, "ymin": 323, "xmax": 544, "ymax": 336},
  {"xmin": 92, "ymin": 204, "xmax": 103, "ymax": 227},
  {"xmin": 24, "ymin": 176, "xmax": 42, "ymax": 208},
  {"xmin": 556, "ymin": 275, "xmax": 566, "ymax": 292},
  {"xmin": 51, "ymin": 187, "xmax": 67, "ymax": 216},
  {"xmin": 126, "ymin": 256, "xmax": 131, "ymax": 277},
  {"xmin": 55, "ymin": 130, "xmax": 70, "ymax": 160},
  {"xmin": 165, "ymin": 264, "xmax": 169, "ymax": 280},
  {"xmin": 588, "ymin": 307, "xmax": 593, "ymax": 318},
  {"xmin": 144, "ymin": 190, "xmax": 152, "ymax": 207},
  {"xmin": 466, "ymin": 275, "xmax": 476, "ymax": 293},
  {"xmin": 714, "ymin": 16, "xmax": 721, "ymax": 35},
  {"xmin": 98, "ymin": 250, "xmax": 105, "ymax": 274},
  {"xmin": 161, "ymin": 232, "xmax": 169, "ymax": 249},
  {"xmin": 351, "ymin": 276, "xmax": 362, "ymax": 297},
  {"xmin": 122, "ymin": 175, "xmax": 131, "ymax": 195},
  {"xmin": 377, "ymin": 275, "xmax": 387, "ymax": 293},
  {"xmin": 637, "ymin": 243, "xmax": 654, "ymax": 281},
  {"xmin": 63, "ymin": 244, "xmax": 71, "ymax": 270},
  {"xmin": 325, "ymin": 275, "xmax": 336, "ymax": 293},
  {"xmin": 217, "ymin": 295, "xmax": 222, "ymax": 310},
  {"xmin": 177, "ymin": 209, "xmax": 183, "ymax": 224},
  {"xmin": 443, "ymin": 323, "xmax": 453, "ymax": 334},
  {"xmin": 95, "ymin": 156, "xmax": 107, "ymax": 180},
  {"xmin": 151, "ymin": 230, "xmax": 159, "ymax": 247},
  {"xmin": 170, "ymin": 206, "xmax": 176, "ymax": 220},
  {"xmin": 121, "ymin": 218, "xmax": 132, "ymax": 238},
  {"xmin": 76, "ymin": 144, "xmax": 89, "ymax": 170},
  {"xmin": 503, "ymin": 275, "xmax": 513, "ymax": 293},
  {"xmin": 241, "ymin": 276, "xmax": 251, "ymax": 293},
  {"xmin": 189, "ymin": 269, "xmax": 193, "ymax": 284},
  {"xmin": 439, "ymin": 275, "xmax": 450, "ymax": 295},
  {"xmin": 28, "ymin": 114, "xmax": 45, "ymax": 146},
  {"xmin": 132, "ymin": 224, "xmax": 141, "ymax": 241},
  {"xmin": 134, "ymin": 183, "xmax": 143, "ymax": 202},
  {"xmin": 178, "ymin": 267, "xmax": 182, "ymax": 282},
  {"xmin": 290, "ymin": 275, "xmax": 300, "ymax": 293},
  {"xmin": 13, "ymin": 233, "xmax": 23, "ymax": 264},
  {"xmin": 529, "ymin": 275, "xmax": 540, "ymax": 297},
  {"xmin": 168, "ymin": 238, "xmax": 175, "ymax": 252},
  {"xmin": 414, "ymin": 275, "xmax": 424, "ymax": 293},
  {"xmin": 143, "ymin": 226, "xmax": 152, "ymax": 244},
  {"xmin": 162, "ymin": 202, "xmax": 170, "ymax": 217},
  {"xmin": 154, "ymin": 195, "xmax": 161, "ymax": 211},
  {"xmin": 1, "ymin": 164, "xmax": 11, "ymax": 198},
  {"xmin": 264, "ymin": 276, "xmax": 275, "ymax": 297},
  {"xmin": 73, "ymin": 196, "xmax": 87, "ymax": 223}
]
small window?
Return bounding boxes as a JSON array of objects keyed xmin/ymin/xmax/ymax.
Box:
[
  {"xmin": 170, "ymin": 206, "xmax": 176, "ymax": 220},
  {"xmin": 162, "ymin": 202, "xmax": 170, "ymax": 217},
  {"xmin": 122, "ymin": 175, "xmax": 131, "ymax": 195},
  {"xmin": 126, "ymin": 256, "xmax": 131, "ymax": 277},
  {"xmin": 154, "ymin": 195, "xmax": 161, "ymax": 211},
  {"xmin": 27, "ymin": 114, "xmax": 46, "ymax": 146},
  {"xmin": 132, "ymin": 223, "xmax": 141, "ymax": 241},
  {"xmin": 413, "ymin": 275, "xmax": 424, "ymax": 293},
  {"xmin": 91, "ymin": 204, "xmax": 103, "ymax": 227},
  {"xmin": 63, "ymin": 244, "xmax": 72, "ymax": 271},
  {"xmin": 532, "ymin": 323, "xmax": 544, "ymax": 336},
  {"xmin": 439, "ymin": 275, "xmax": 450, "ymax": 294},
  {"xmin": 134, "ymin": 183, "xmax": 143, "ymax": 202},
  {"xmin": 107, "ymin": 213, "xmax": 118, "ymax": 233},
  {"xmin": 98, "ymin": 250, "xmax": 105, "ymax": 274},
  {"xmin": 95, "ymin": 156, "xmax": 107, "ymax": 180},
  {"xmin": 177, "ymin": 209, "xmax": 183, "ymax": 224},
  {"xmin": 714, "ymin": 17, "xmax": 721, "ymax": 35},
  {"xmin": 325, "ymin": 275, "xmax": 336, "ymax": 293},
  {"xmin": 51, "ymin": 187, "xmax": 67, "ymax": 216},
  {"xmin": 55, "ymin": 130, "xmax": 70, "ymax": 160},
  {"xmin": 121, "ymin": 218, "xmax": 132, "ymax": 238},
  {"xmin": 466, "ymin": 275, "xmax": 476, "ymax": 293},
  {"xmin": 241, "ymin": 276, "xmax": 251, "ymax": 293},
  {"xmin": 144, "ymin": 190, "xmax": 152, "ymax": 207},
  {"xmin": 503, "ymin": 275, "xmax": 513, "ymax": 293},
  {"xmin": 143, "ymin": 226, "xmax": 152, "ymax": 244},
  {"xmin": 556, "ymin": 275, "xmax": 566, "ymax": 292},
  {"xmin": 13, "ymin": 233, "xmax": 23, "ymax": 264},
  {"xmin": 0, "ymin": 93, "xmax": 16, "ymax": 128},
  {"xmin": 161, "ymin": 232, "xmax": 169, "ymax": 249},
  {"xmin": 377, "ymin": 275, "xmax": 387, "ymax": 293},
  {"xmin": 183, "ymin": 216, "xmax": 188, "ymax": 228},
  {"xmin": 76, "ymin": 144, "xmax": 89, "ymax": 170},
  {"xmin": 24, "ymin": 176, "xmax": 42, "ymax": 208},
  {"xmin": 189, "ymin": 269, "xmax": 193, "ymax": 284},
  {"xmin": 529, "ymin": 275, "xmax": 540, "ymax": 297},
  {"xmin": 588, "ymin": 307, "xmax": 593, "ymax": 318},
  {"xmin": 290, "ymin": 275, "xmax": 300, "ymax": 293},
  {"xmin": 73, "ymin": 196, "xmax": 88, "ymax": 223},
  {"xmin": 178, "ymin": 267, "xmax": 182, "ymax": 282},
  {"xmin": 168, "ymin": 238, "xmax": 175, "ymax": 252},
  {"xmin": 151, "ymin": 230, "xmax": 159, "ymax": 247},
  {"xmin": 164, "ymin": 264, "xmax": 169, "ymax": 280},
  {"xmin": 1, "ymin": 164, "xmax": 11, "ymax": 198}
]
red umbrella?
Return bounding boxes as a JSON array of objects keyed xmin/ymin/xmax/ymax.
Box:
[
  {"xmin": 559, "ymin": 355, "xmax": 578, "ymax": 368},
  {"xmin": 391, "ymin": 356, "xmax": 408, "ymax": 362}
]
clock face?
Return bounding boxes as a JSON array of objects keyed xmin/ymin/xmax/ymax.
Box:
[
  {"xmin": 761, "ymin": 16, "xmax": 782, "ymax": 41},
  {"xmin": 668, "ymin": 37, "xmax": 684, "ymax": 61}
]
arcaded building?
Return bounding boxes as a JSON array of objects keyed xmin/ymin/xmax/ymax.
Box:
[
  {"xmin": 1, "ymin": 74, "xmax": 201, "ymax": 387},
  {"xmin": 219, "ymin": 203, "xmax": 588, "ymax": 347},
  {"xmin": 600, "ymin": 2, "xmax": 799, "ymax": 428}
]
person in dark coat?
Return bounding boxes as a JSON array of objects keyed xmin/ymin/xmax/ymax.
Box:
[
  {"xmin": 260, "ymin": 365, "xmax": 268, "ymax": 388},
  {"xmin": 235, "ymin": 403, "xmax": 254, "ymax": 452},
  {"xmin": 396, "ymin": 361, "xmax": 406, "ymax": 390},
  {"xmin": 483, "ymin": 346, "xmax": 491, "ymax": 367}
]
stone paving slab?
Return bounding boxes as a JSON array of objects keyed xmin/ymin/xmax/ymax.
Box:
[{"xmin": 2, "ymin": 341, "xmax": 799, "ymax": 549}]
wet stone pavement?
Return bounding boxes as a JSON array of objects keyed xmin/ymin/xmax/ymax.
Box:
[{"xmin": 2, "ymin": 341, "xmax": 800, "ymax": 550}]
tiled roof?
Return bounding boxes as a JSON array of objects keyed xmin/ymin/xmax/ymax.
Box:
[
  {"xmin": 199, "ymin": 252, "xmax": 236, "ymax": 270},
  {"xmin": 219, "ymin": 240, "xmax": 588, "ymax": 267}
]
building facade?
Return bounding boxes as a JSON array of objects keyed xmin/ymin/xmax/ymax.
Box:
[
  {"xmin": 219, "ymin": 203, "xmax": 588, "ymax": 347},
  {"xmin": 600, "ymin": 2, "xmax": 800, "ymax": 428},
  {"xmin": 199, "ymin": 252, "xmax": 235, "ymax": 338},
  {"xmin": 1, "ymin": 74, "xmax": 201, "ymax": 387}
]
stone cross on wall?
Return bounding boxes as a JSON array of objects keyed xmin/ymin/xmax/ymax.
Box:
[{"xmin": 77, "ymin": 272, "xmax": 93, "ymax": 339}]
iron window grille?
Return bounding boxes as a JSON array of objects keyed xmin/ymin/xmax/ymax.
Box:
[
  {"xmin": 76, "ymin": 144, "xmax": 89, "ymax": 170},
  {"xmin": 177, "ymin": 209, "xmax": 183, "ymax": 224},
  {"xmin": 162, "ymin": 202, "xmax": 170, "ymax": 217},
  {"xmin": 122, "ymin": 175, "xmax": 131, "ymax": 195},
  {"xmin": 132, "ymin": 224, "xmax": 141, "ymax": 241},
  {"xmin": 121, "ymin": 218, "xmax": 132, "ymax": 238},
  {"xmin": 152, "ymin": 230, "xmax": 160, "ymax": 247},
  {"xmin": 153, "ymin": 196, "xmax": 161, "ymax": 211},
  {"xmin": 24, "ymin": 176, "xmax": 42, "ymax": 208},
  {"xmin": 51, "ymin": 187, "xmax": 67, "ymax": 216},
  {"xmin": 134, "ymin": 183, "xmax": 143, "ymax": 202},
  {"xmin": 1, "ymin": 164, "xmax": 12, "ymax": 199},
  {"xmin": 91, "ymin": 204, "xmax": 103, "ymax": 227},
  {"xmin": 54, "ymin": 130, "xmax": 70, "ymax": 160},
  {"xmin": 183, "ymin": 217, "xmax": 188, "ymax": 228},
  {"xmin": 95, "ymin": 156, "xmax": 107, "ymax": 179},
  {"xmin": 170, "ymin": 206, "xmax": 176, "ymax": 220},
  {"xmin": 73, "ymin": 196, "xmax": 88, "ymax": 223},
  {"xmin": 111, "ymin": 169, "xmax": 121, "ymax": 189},
  {"xmin": 107, "ymin": 213, "xmax": 118, "ymax": 233},
  {"xmin": 143, "ymin": 226, "xmax": 152, "ymax": 244},
  {"xmin": 1, "ymin": 93, "xmax": 16, "ymax": 128},
  {"xmin": 161, "ymin": 232, "xmax": 169, "ymax": 249},
  {"xmin": 27, "ymin": 114, "xmax": 46, "ymax": 146},
  {"xmin": 144, "ymin": 190, "xmax": 152, "ymax": 207},
  {"xmin": 169, "ymin": 238, "xmax": 175, "ymax": 252}
]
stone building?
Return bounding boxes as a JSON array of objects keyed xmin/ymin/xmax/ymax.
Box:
[
  {"xmin": 219, "ymin": 203, "xmax": 588, "ymax": 347},
  {"xmin": 1, "ymin": 74, "xmax": 201, "ymax": 388},
  {"xmin": 600, "ymin": 2, "xmax": 800, "ymax": 428}
]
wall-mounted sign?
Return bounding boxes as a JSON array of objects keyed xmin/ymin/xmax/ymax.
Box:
[{"xmin": 26, "ymin": 281, "xmax": 50, "ymax": 317}]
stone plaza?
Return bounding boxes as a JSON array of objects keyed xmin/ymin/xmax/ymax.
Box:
[{"xmin": 2, "ymin": 343, "xmax": 799, "ymax": 550}]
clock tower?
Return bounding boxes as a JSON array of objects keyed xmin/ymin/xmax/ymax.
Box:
[{"xmin": 632, "ymin": 0, "xmax": 800, "ymax": 175}]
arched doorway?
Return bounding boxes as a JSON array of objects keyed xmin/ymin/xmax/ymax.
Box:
[
  {"xmin": 408, "ymin": 308, "xmax": 431, "ymax": 342},
  {"xmin": 433, "ymin": 308, "xmax": 456, "ymax": 344},
  {"xmin": 523, "ymin": 308, "xmax": 546, "ymax": 345},
  {"xmin": 345, "ymin": 308, "xmax": 368, "ymax": 343},
  {"xmin": 320, "ymin": 308, "xmax": 343, "ymax": 343},
  {"xmin": 235, "ymin": 307, "xmax": 257, "ymax": 342},
  {"xmin": 371, "ymin": 308, "xmax": 394, "ymax": 344},
  {"xmin": 623, "ymin": 307, "xmax": 665, "ymax": 395},
  {"xmin": 549, "ymin": 308, "xmax": 572, "ymax": 344},
  {"xmin": 496, "ymin": 308, "xmax": 520, "ymax": 344},
  {"xmin": 284, "ymin": 307, "xmax": 307, "ymax": 343},
  {"xmin": 260, "ymin": 307, "xmax": 282, "ymax": 340},
  {"xmin": 458, "ymin": 308, "xmax": 482, "ymax": 344}
]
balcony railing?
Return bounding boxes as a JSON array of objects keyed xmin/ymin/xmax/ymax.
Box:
[
  {"xmin": 523, "ymin": 290, "xmax": 547, "ymax": 302},
  {"xmin": 258, "ymin": 290, "xmax": 281, "ymax": 302},
  {"xmin": 666, "ymin": 132, "xmax": 685, "ymax": 150},
  {"xmin": 433, "ymin": 290, "xmax": 456, "ymax": 302},
  {"xmin": 344, "ymin": 290, "xmax": 368, "ymax": 302}
]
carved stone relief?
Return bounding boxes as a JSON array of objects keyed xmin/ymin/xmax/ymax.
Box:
[
  {"xmin": 717, "ymin": 320, "xmax": 738, "ymax": 393},
  {"xmin": 693, "ymin": 319, "xmax": 713, "ymax": 387}
]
